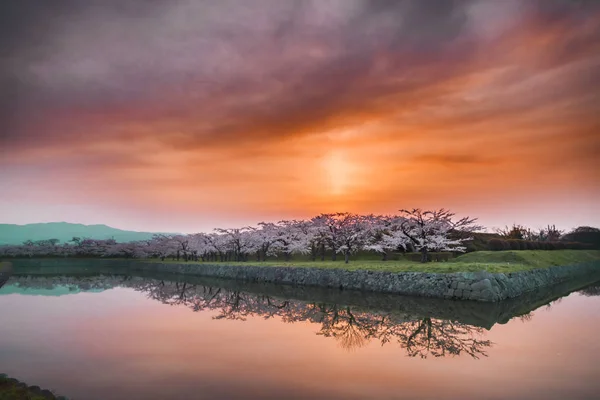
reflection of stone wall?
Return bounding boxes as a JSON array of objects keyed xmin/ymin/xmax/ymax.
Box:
[
  {"xmin": 8, "ymin": 271, "xmax": 599, "ymax": 332},
  {"xmin": 6, "ymin": 274, "xmax": 493, "ymax": 358},
  {"xmin": 7, "ymin": 258, "xmax": 600, "ymax": 302},
  {"xmin": 0, "ymin": 261, "xmax": 12, "ymax": 289},
  {"xmin": 6, "ymin": 271, "xmax": 597, "ymax": 358},
  {"xmin": 9, "ymin": 271, "xmax": 597, "ymax": 358}
]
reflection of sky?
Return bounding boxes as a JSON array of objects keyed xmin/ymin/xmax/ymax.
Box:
[{"xmin": 1, "ymin": 288, "xmax": 599, "ymax": 400}]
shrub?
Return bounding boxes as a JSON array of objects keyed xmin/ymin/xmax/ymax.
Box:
[
  {"xmin": 402, "ymin": 252, "xmax": 453, "ymax": 262},
  {"xmin": 561, "ymin": 226, "xmax": 600, "ymax": 249},
  {"xmin": 507, "ymin": 240, "xmax": 521, "ymax": 250},
  {"xmin": 488, "ymin": 239, "xmax": 506, "ymax": 251},
  {"xmin": 552, "ymin": 241, "xmax": 566, "ymax": 250},
  {"xmin": 488, "ymin": 239, "xmax": 510, "ymax": 251},
  {"xmin": 430, "ymin": 252, "xmax": 453, "ymax": 262},
  {"xmin": 517, "ymin": 240, "xmax": 528, "ymax": 250},
  {"xmin": 465, "ymin": 242, "xmax": 477, "ymax": 253},
  {"xmin": 567, "ymin": 242, "xmax": 594, "ymax": 250}
]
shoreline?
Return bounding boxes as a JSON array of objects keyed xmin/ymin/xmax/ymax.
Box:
[
  {"xmin": 6, "ymin": 270, "xmax": 599, "ymax": 329},
  {"xmin": 5, "ymin": 257, "xmax": 600, "ymax": 302}
]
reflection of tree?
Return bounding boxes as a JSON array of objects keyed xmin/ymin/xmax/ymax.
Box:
[
  {"xmin": 10, "ymin": 275, "xmax": 493, "ymax": 358},
  {"xmin": 309, "ymin": 305, "xmax": 491, "ymax": 358},
  {"xmin": 543, "ymin": 297, "xmax": 563, "ymax": 311},
  {"xmin": 579, "ymin": 284, "xmax": 600, "ymax": 297},
  {"xmin": 314, "ymin": 305, "xmax": 372, "ymax": 351},
  {"xmin": 518, "ymin": 313, "xmax": 533, "ymax": 323},
  {"xmin": 394, "ymin": 318, "xmax": 491, "ymax": 358}
]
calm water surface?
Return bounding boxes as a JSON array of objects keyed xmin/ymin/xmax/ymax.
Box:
[{"xmin": 1, "ymin": 273, "xmax": 599, "ymax": 400}]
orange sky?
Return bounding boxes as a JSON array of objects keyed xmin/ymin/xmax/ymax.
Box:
[{"xmin": 1, "ymin": 0, "xmax": 599, "ymax": 233}]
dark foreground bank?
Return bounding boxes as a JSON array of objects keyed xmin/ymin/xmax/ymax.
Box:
[{"xmin": 0, "ymin": 374, "xmax": 67, "ymax": 400}]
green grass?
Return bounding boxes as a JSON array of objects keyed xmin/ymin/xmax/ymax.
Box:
[
  {"xmin": 145, "ymin": 250, "xmax": 600, "ymax": 274},
  {"xmin": 450, "ymin": 250, "xmax": 600, "ymax": 267}
]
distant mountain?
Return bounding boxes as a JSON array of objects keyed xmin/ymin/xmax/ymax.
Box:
[{"xmin": 0, "ymin": 222, "xmax": 167, "ymax": 245}]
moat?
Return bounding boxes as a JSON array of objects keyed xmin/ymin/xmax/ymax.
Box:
[{"xmin": 1, "ymin": 271, "xmax": 599, "ymax": 400}]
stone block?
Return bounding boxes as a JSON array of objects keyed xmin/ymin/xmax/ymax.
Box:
[
  {"xmin": 473, "ymin": 271, "xmax": 494, "ymax": 281},
  {"xmin": 479, "ymin": 289, "xmax": 495, "ymax": 301},
  {"xmin": 468, "ymin": 290, "xmax": 481, "ymax": 300},
  {"xmin": 470, "ymin": 279, "xmax": 492, "ymax": 291}
]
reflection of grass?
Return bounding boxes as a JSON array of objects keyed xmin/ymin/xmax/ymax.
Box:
[
  {"xmin": 0, "ymin": 374, "xmax": 64, "ymax": 400},
  {"xmin": 146, "ymin": 250, "xmax": 600, "ymax": 274}
]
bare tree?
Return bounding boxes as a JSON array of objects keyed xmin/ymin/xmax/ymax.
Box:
[{"xmin": 494, "ymin": 224, "xmax": 528, "ymax": 240}]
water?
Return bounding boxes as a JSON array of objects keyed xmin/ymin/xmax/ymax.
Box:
[{"xmin": 1, "ymin": 272, "xmax": 599, "ymax": 400}]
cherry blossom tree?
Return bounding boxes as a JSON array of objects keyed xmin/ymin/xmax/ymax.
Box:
[
  {"xmin": 271, "ymin": 220, "xmax": 311, "ymax": 261},
  {"xmin": 312, "ymin": 213, "xmax": 349, "ymax": 261},
  {"xmin": 255, "ymin": 222, "xmax": 279, "ymax": 261},
  {"xmin": 294, "ymin": 220, "xmax": 320, "ymax": 261},
  {"xmin": 364, "ymin": 215, "xmax": 409, "ymax": 261},
  {"xmin": 148, "ymin": 234, "xmax": 179, "ymax": 260},
  {"xmin": 105, "ymin": 241, "xmax": 149, "ymax": 258},
  {"xmin": 309, "ymin": 215, "xmax": 330, "ymax": 261},
  {"xmin": 398, "ymin": 208, "xmax": 482, "ymax": 263},
  {"xmin": 171, "ymin": 235, "xmax": 191, "ymax": 261},
  {"xmin": 333, "ymin": 213, "xmax": 372, "ymax": 264},
  {"xmin": 204, "ymin": 232, "xmax": 230, "ymax": 262},
  {"xmin": 215, "ymin": 227, "xmax": 260, "ymax": 262}
]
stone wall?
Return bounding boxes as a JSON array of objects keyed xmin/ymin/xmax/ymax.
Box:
[{"xmin": 7, "ymin": 258, "xmax": 600, "ymax": 302}]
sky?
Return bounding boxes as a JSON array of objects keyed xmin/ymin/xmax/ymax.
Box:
[{"xmin": 1, "ymin": 0, "xmax": 599, "ymax": 234}]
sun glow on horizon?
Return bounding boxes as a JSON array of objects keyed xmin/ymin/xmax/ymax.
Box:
[{"xmin": 323, "ymin": 151, "xmax": 356, "ymax": 196}]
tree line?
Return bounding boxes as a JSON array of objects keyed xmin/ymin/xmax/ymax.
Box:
[
  {"xmin": 487, "ymin": 224, "xmax": 599, "ymax": 251},
  {"xmin": 1, "ymin": 210, "xmax": 597, "ymax": 263}
]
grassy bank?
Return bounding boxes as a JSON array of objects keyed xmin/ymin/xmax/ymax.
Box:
[{"xmin": 143, "ymin": 250, "xmax": 600, "ymax": 274}]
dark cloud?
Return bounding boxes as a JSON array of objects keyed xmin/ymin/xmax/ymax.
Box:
[
  {"xmin": 1, "ymin": 0, "xmax": 599, "ymax": 154},
  {"xmin": 354, "ymin": 0, "xmax": 472, "ymax": 49}
]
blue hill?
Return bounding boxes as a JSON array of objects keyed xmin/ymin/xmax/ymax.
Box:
[{"xmin": 0, "ymin": 222, "xmax": 170, "ymax": 245}]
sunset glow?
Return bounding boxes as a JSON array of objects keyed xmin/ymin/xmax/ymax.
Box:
[{"xmin": 1, "ymin": 0, "xmax": 599, "ymax": 232}]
